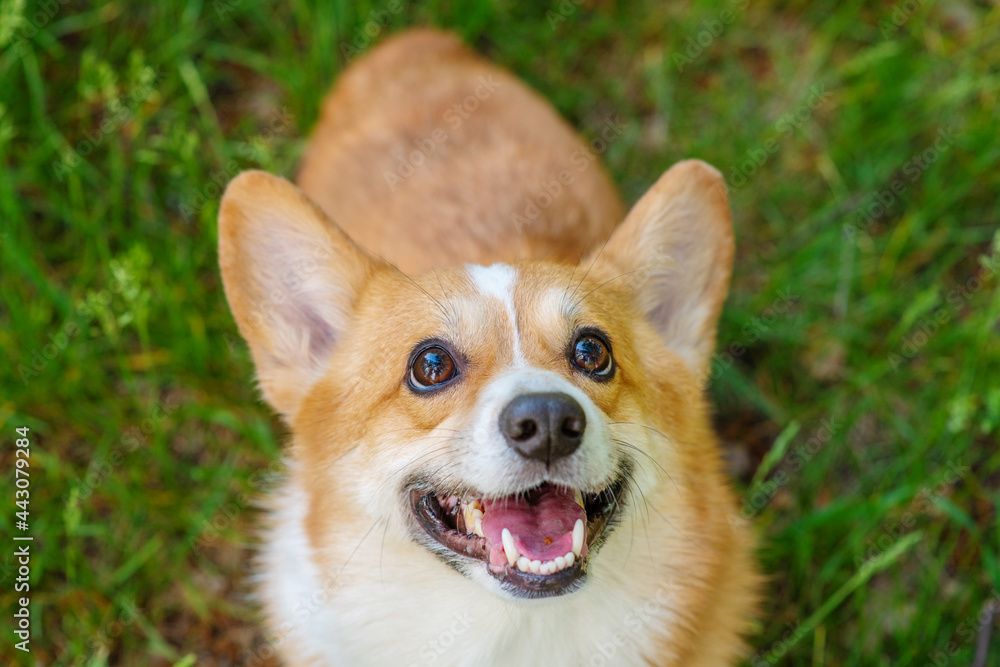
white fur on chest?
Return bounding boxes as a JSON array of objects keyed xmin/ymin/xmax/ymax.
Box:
[{"xmin": 258, "ymin": 473, "xmax": 679, "ymax": 667}]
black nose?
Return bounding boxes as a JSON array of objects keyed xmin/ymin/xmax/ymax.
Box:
[{"xmin": 499, "ymin": 392, "xmax": 586, "ymax": 464}]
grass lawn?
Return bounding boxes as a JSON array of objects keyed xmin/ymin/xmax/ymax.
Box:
[{"xmin": 1, "ymin": 0, "xmax": 998, "ymax": 664}]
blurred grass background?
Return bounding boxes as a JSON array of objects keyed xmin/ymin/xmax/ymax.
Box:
[{"xmin": 1, "ymin": 0, "xmax": 999, "ymax": 664}]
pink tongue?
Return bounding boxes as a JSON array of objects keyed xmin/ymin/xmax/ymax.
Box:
[{"xmin": 481, "ymin": 485, "xmax": 586, "ymax": 568}]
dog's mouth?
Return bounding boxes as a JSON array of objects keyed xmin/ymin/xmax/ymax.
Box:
[{"xmin": 410, "ymin": 477, "xmax": 626, "ymax": 598}]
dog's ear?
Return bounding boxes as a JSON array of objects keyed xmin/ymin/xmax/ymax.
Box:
[
  {"xmin": 590, "ymin": 160, "xmax": 734, "ymax": 381},
  {"xmin": 218, "ymin": 171, "xmax": 377, "ymax": 419}
]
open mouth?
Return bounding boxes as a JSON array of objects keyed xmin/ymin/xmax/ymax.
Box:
[{"xmin": 410, "ymin": 477, "xmax": 626, "ymax": 598}]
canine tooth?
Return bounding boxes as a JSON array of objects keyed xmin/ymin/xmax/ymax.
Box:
[
  {"xmin": 574, "ymin": 489, "xmax": 585, "ymax": 507},
  {"xmin": 565, "ymin": 551, "xmax": 575, "ymax": 567},
  {"xmin": 555, "ymin": 555, "xmax": 567, "ymax": 570},
  {"xmin": 572, "ymin": 519, "xmax": 584, "ymax": 557},
  {"xmin": 517, "ymin": 557, "xmax": 531, "ymax": 572},
  {"xmin": 473, "ymin": 516, "xmax": 484, "ymax": 537},
  {"xmin": 501, "ymin": 528, "xmax": 520, "ymax": 566},
  {"xmin": 529, "ymin": 560, "xmax": 541, "ymax": 574}
]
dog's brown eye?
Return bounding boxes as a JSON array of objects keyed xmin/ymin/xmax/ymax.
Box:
[
  {"xmin": 572, "ymin": 333, "xmax": 613, "ymax": 377},
  {"xmin": 410, "ymin": 346, "xmax": 458, "ymax": 390}
]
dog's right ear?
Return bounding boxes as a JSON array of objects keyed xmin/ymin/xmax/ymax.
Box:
[
  {"xmin": 585, "ymin": 160, "xmax": 734, "ymax": 382},
  {"xmin": 218, "ymin": 170, "xmax": 376, "ymax": 419}
]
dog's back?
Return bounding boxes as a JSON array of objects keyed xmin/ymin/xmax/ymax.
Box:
[{"xmin": 296, "ymin": 29, "xmax": 625, "ymax": 274}]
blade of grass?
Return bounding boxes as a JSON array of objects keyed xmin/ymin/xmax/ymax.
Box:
[
  {"xmin": 750, "ymin": 420, "xmax": 800, "ymax": 489},
  {"xmin": 763, "ymin": 531, "xmax": 924, "ymax": 663}
]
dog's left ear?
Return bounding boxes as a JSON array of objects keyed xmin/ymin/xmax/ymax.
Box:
[
  {"xmin": 590, "ymin": 160, "xmax": 734, "ymax": 381},
  {"xmin": 218, "ymin": 171, "xmax": 378, "ymax": 419}
]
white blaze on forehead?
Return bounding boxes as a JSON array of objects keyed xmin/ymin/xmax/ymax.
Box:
[{"xmin": 466, "ymin": 263, "xmax": 524, "ymax": 363}]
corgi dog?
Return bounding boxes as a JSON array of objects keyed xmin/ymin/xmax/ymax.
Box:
[{"xmin": 218, "ymin": 28, "xmax": 758, "ymax": 667}]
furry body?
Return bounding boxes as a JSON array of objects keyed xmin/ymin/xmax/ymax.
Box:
[{"xmin": 218, "ymin": 29, "xmax": 758, "ymax": 667}]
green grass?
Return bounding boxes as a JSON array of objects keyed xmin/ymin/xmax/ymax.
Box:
[{"xmin": 1, "ymin": 0, "xmax": 998, "ymax": 664}]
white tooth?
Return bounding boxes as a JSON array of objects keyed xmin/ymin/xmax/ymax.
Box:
[
  {"xmin": 517, "ymin": 557, "xmax": 530, "ymax": 572},
  {"xmin": 574, "ymin": 489, "xmax": 585, "ymax": 508},
  {"xmin": 541, "ymin": 562, "xmax": 553, "ymax": 575},
  {"xmin": 473, "ymin": 516, "xmax": 485, "ymax": 538},
  {"xmin": 555, "ymin": 556, "xmax": 567, "ymax": 570},
  {"xmin": 572, "ymin": 519, "xmax": 585, "ymax": 557},
  {"xmin": 565, "ymin": 551, "xmax": 575, "ymax": 567},
  {"xmin": 529, "ymin": 560, "xmax": 541, "ymax": 574},
  {"xmin": 501, "ymin": 528, "xmax": 519, "ymax": 566}
]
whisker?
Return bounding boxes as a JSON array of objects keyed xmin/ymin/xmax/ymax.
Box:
[
  {"xmin": 566, "ymin": 226, "xmax": 617, "ymax": 306},
  {"xmin": 378, "ymin": 519, "xmax": 390, "ymax": 586},
  {"xmin": 364, "ymin": 246, "xmax": 454, "ymax": 324},
  {"xmin": 371, "ymin": 440, "xmax": 463, "ymax": 497},
  {"xmin": 570, "ymin": 269, "xmax": 638, "ymax": 310},
  {"xmin": 336, "ymin": 518, "xmax": 383, "ymax": 580},
  {"xmin": 375, "ymin": 425, "xmax": 464, "ymax": 436},
  {"xmin": 608, "ymin": 421, "xmax": 678, "ymax": 449},
  {"xmin": 622, "ymin": 464, "xmax": 688, "ymax": 543},
  {"xmin": 611, "ymin": 437, "xmax": 679, "ymax": 494},
  {"xmin": 620, "ymin": 466, "xmax": 657, "ymax": 566}
]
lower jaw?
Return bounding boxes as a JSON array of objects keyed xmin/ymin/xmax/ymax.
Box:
[{"xmin": 484, "ymin": 556, "xmax": 587, "ymax": 598}]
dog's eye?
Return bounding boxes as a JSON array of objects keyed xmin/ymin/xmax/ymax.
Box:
[
  {"xmin": 410, "ymin": 346, "xmax": 458, "ymax": 390},
  {"xmin": 571, "ymin": 333, "xmax": 613, "ymax": 378}
]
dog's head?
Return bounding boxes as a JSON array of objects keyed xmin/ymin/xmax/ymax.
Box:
[{"xmin": 218, "ymin": 160, "xmax": 733, "ymax": 600}]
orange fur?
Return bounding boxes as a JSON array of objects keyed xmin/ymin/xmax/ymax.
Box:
[
  {"xmin": 296, "ymin": 29, "xmax": 624, "ymax": 274},
  {"xmin": 218, "ymin": 27, "xmax": 758, "ymax": 667}
]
